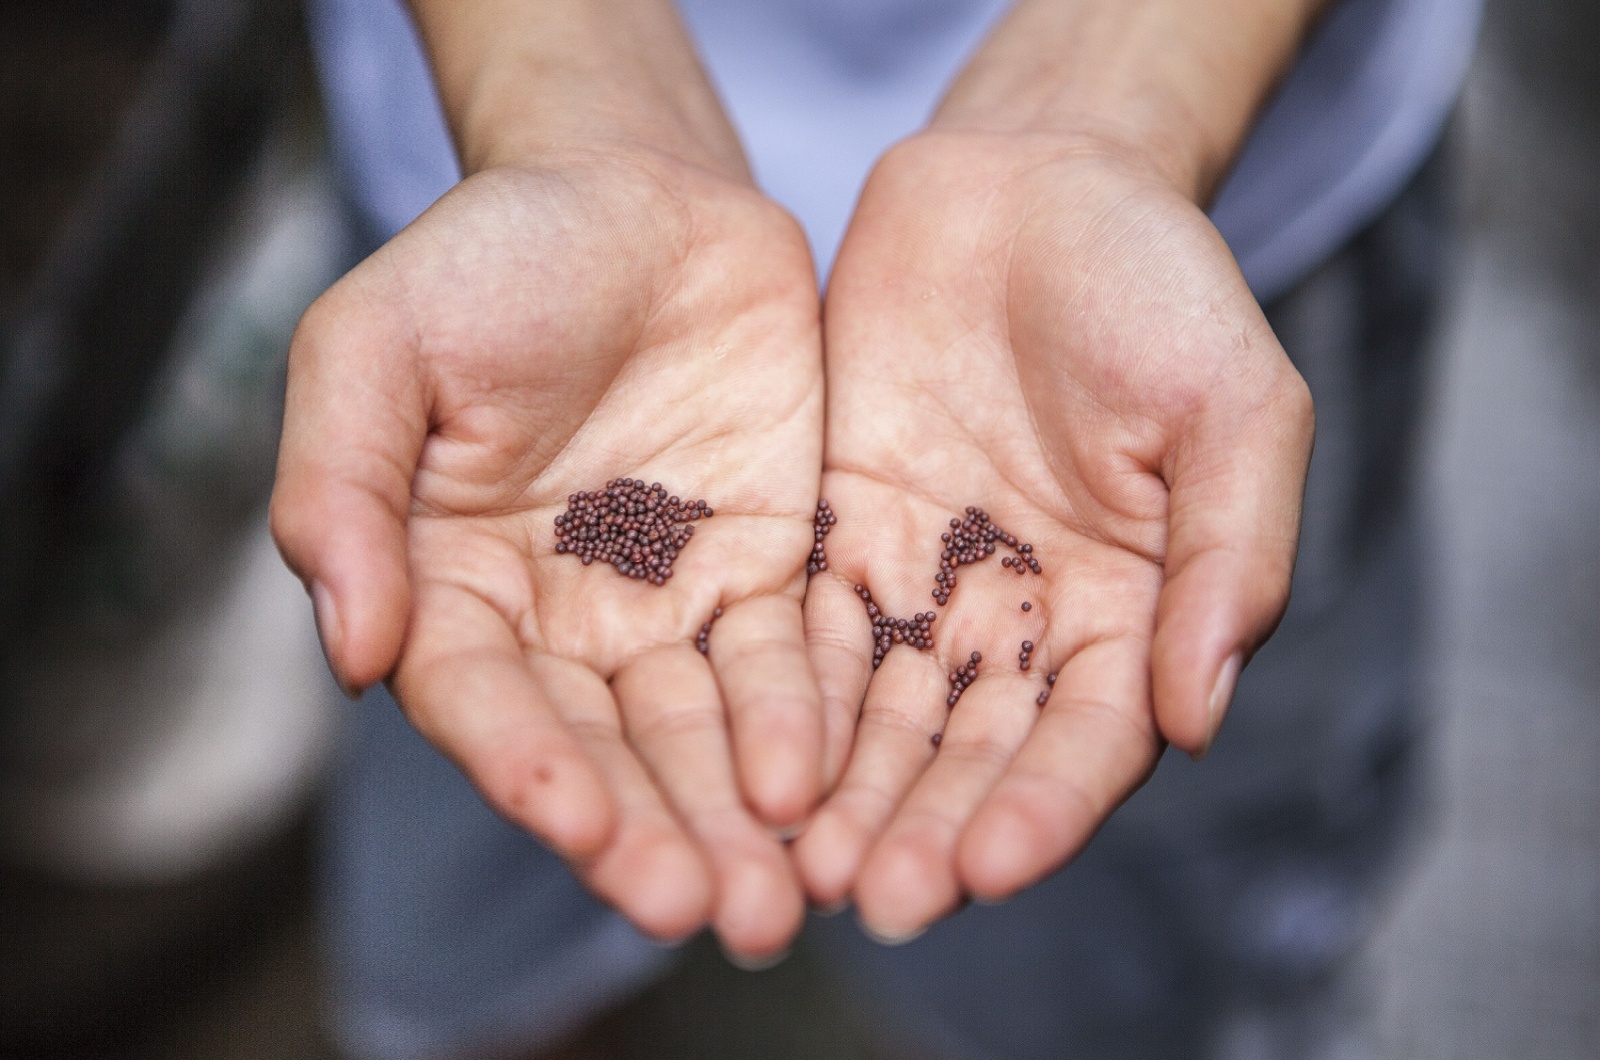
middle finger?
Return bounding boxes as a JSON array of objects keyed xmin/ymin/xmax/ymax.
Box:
[{"xmin": 613, "ymin": 645, "xmax": 805, "ymax": 961}]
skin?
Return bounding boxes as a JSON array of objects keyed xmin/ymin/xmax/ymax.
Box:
[
  {"xmin": 795, "ymin": 0, "xmax": 1326, "ymax": 940},
  {"xmin": 272, "ymin": 0, "xmax": 1329, "ymax": 958}
]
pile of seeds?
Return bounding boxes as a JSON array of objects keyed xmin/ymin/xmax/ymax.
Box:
[
  {"xmin": 933, "ymin": 507, "xmax": 1039, "ymax": 606},
  {"xmin": 553, "ymin": 478, "xmax": 712, "ymax": 584},
  {"xmin": 807, "ymin": 500, "xmax": 836, "ymax": 575},
  {"xmin": 1018, "ymin": 640, "xmax": 1034, "ymax": 671},
  {"xmin": 695, "ymin": 607, "xmax": 724, "ymax": 655},
  {"xmin": 855, "ymin": 584, "xmax": 937, "ymax": 669},
  {"xmin": 1035, "ymin": 671, "xmax": 1057, "ymax": 707},
  {"xmin": 947, "ymin": 651, "xmax": 982, "ymax": 707}
]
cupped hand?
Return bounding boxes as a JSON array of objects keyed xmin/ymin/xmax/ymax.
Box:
[
  {"xmin": 795, "ymin": 131, "xmax": 1313, "ymax": 940},
  {"xmin": 271, "ymin": 150, "xmax": 824, "ymax": 960}
]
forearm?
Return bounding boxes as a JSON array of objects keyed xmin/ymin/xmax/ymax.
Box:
[
  {"xmin": 935, "ymin": 0, "xmax": 1333, "ymax": 202},
  {"xmin": 407, "ymin": 0, "xmax": 746, "ymax": 178}
]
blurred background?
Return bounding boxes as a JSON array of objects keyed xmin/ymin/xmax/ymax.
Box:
[{"xmin": 0, "ymin": 0, "xmax": 1593, "ymax": 1057}]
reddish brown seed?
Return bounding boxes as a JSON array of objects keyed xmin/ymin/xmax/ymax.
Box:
[
  {"xmin": 1021, "ymin": 601, "xmax": 1032, "ymax": 612},
  {"xmin": 946, "ymin": 651, "xmax": 981, "ymax": 706},
  {"xmin": 931, "ymin": 732, "xmax": 943, "ymax": 748},
  {"xmin": 1036, "ymin": 691, "xmax": 1050, "ymax": 707},
  {"xmin": 807, "ymin": 500, "xmax": 837, "ymax": 575},
  {"xmin": 555, "ymin": 478, "xmax": 711, "ymax": 583},
  {"xmin": 695, "ymin": 604, "xmax": 730, "ymax": 654},
  {"xmin": 859, "ymin": 583, "xmax": 937, "ymax": 669},
  {"xmin": 930, "ymin": 506, "xmax": 1041, "ymax": 605}
]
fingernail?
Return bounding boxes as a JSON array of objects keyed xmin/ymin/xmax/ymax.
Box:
[
  {"xmin": 858, "ymin": 915, "xmax": 926, "ymax": 947},
  {"xmin": 720, "ymin": 943, "xmax": 790, "ymax": 972},
  {"xmin": 1196, "ymin": 652, "xmax": 1242, "ymax": 761},
  {"xmin": 311, "ymin": 581, "xmax": 361, "ymax": 700}
]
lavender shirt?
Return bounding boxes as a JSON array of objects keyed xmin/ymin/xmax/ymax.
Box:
[{"xmin": 308, "ymin": 0, "xmax": 1481, "ymax": 301}]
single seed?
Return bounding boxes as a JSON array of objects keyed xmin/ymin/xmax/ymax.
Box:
[
  {"xmin": 931, "ymin": 732, "xmax": 943, "ymax": 748},
  {"xmin": 1021, "ymin": 602, "xmax": 1032, "ymax": 612}
]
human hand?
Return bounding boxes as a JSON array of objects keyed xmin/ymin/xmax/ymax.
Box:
[
  {"xmin": 271, "ymin": 148, "xmax": 824, "ymax": 960},
  {"xmin": 794, "ymin": 129, "xmax": 1313, "ymax": 940}
]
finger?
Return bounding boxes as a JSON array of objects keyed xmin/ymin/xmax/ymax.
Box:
[
  {"xmin": 613, "ymin": 647, "xmax": 805, "ymax": 960},
  {"xmin": 270, "ymin": 283, "xmax": 425, "ymax": 694},
  {"xmin": 957, "ymin": 634, "xmax": 1161, "ymax": 901},
  {"xmin": 852, "ymin": 671, "xmax": 1040, "ymax": 941},
  {"xmin": 791, "ymin": 648, "xmax": 947, "ymax": 909},
  {"xmin": 803, "ymin": 571, "xmax": 876, "ymax": 791},
  {"xmin": 394, "ymin": 580, "xmax": 615, "ymax": 860},
  {"xmin": 1151, "ymin": 367, "xmax": 1314, "ymax": 756},
  {"xmin": 707, "ymin": 594, "xmax": 825, "ymax": 830},
  {"xmin": 527, "ymin": 655, "xmax": 714, "ymax": 941}
]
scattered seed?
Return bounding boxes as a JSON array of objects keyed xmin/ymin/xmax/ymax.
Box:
[
  {"xmin": 931, "ymin": 732, "xmax": 943, "ymax": 748},
  {"xmin": 947, "ymin": 653, "xmax": 980, "ymax": 706},
  {"xmin": 931, "ymin": 506, "xmax": 1041, "ymax": 606},
  {"xmin": 1021, "ymin": 601, "xmax": 1032, "ymax": 612},
  {"xmin": 554, "ymin": 478, "xmax": 711, "ymax": 583},
  {"xmin": 695, "ymin": 606, "xmax": 725, "ymax": 655},
  {"xmin": 807, "ymin": 499, "xmax": 837, "ymax": 575},
  {"xmin": 857, "ymin": 584, "xmax": 937, "ymax": 669}
]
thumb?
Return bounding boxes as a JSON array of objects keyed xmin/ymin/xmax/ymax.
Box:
[
  {"xmin": 270, "ymin": 282, "xmax": 425, "ymax": 696},
  {"xmin": 1150, "ymin": 361, "xmax": 1314, "ymax": 758}
]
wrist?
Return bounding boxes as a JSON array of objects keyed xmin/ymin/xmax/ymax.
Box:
[
  {"xmin": 408, "ymin": 0, "xmax": 749, "ymax": 180},
  {"xmin": 930, "ymin": 0, "xmax": 1331, "ymax": 202}
]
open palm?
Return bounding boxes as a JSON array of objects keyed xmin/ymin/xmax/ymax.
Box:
[
  {"xmin": 272, "ymin": 152, "xmax": 824, "ymax": 958},
  {"xmin": 796, "ymin": 133, "xmax": 1313, "ymax": 940}
]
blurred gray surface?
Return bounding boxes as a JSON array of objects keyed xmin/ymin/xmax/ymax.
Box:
[{"xmin": 1359, "ymin": 14, "xmax": 1600, "ymax": 1055}]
